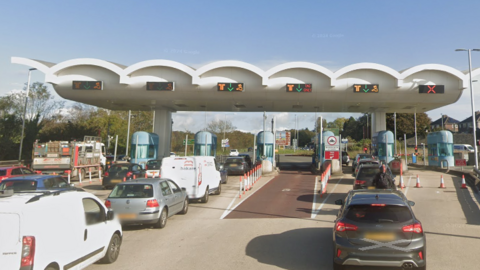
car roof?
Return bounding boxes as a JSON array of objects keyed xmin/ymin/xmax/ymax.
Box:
[
  {"xmin": 114, "ymin": 179, "xmax": 164, "ymax": 185},
  {"xmin": 5, "ymin": 175, "xmax": 63, "ymax": 181},
  {"xmin": 349, "ymin": 190, "xmax": 406, "ymax": 206}
]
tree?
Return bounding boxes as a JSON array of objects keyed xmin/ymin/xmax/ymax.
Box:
[
  {"xmin": 206, "ymin": 119, "xmax": 236, "ymax": 134},
  {"xmin": 386, "ymin": 113, "xmax": 431, "ymax": 140}
]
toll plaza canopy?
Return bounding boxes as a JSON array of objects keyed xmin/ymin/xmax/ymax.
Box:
[{"xmin": 11, "ymin": 57, "xmax": 476, "ymax": 114}]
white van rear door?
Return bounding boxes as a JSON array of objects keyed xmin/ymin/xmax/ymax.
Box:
[{"xmin": 0, "ymin": 213, "xmax": 21, "ymax": 269}]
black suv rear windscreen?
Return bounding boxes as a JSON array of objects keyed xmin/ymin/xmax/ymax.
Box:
[
  {"xmin": 345, "ymin": 204, "xmax": 412, "ymax": 224},
  {"xmin": 356, "ymin": 167, "xmax": 379, "ymax": 180},
  {"xmin": 146, "ymin": 160, "xmax": 162, "ymax": 169}
]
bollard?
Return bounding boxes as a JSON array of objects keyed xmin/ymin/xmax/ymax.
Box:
[
  {"xmin": 239, "ymin": 176, "xmax": 243, "ymax": 198},
  {"xmin": 78, "ymin": 170, "xmax": 82, "ymax": 186},
  {"xmin": 123, "ymin": 177, "xmax": 126, "ymax": 182},
  {"xmin": 133, "ymin": 174, "xmax": 136, "ymax": 180},
  {"xmin": 98, "ymin": 166, "xmax": 102, "ymax": 182},
  {"xmin": 145, "ymin": 172, "xmax": 148, "ymax": 178},
  {"xmin": 415, "ymin": 175, "xmax": 422, "ymax": 188},
  {"xmin": 439, "ymin": 175, "xmax": 446, "ymax": 188},
  {"xmin": 66, "ymin": 170, "xmax": 71, "ymax": 184},
  {"xmin": 89, "ymin": 167, "xmax": 92, "ymax": 184}
]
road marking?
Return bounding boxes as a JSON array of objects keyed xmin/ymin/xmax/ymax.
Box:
[
  {"xmin": 219, "ymin": 192, "xmax": 239, "ymax": 219},
  {"xmin": 311, "ymin": 177, "xmax": 343, "ymax": 219},
  {"xmin": 404, "ymin": 176, "xmax": 412, "ymax": 196},
  {"xmin": 311, "ymin": 176, "xmax": 320, "ymax": 218}
]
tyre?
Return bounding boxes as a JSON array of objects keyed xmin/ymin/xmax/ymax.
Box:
[
  {"xmin": 101, "ymin": 233, "xmax": 121, "ymax": 264},
  {"xmin": 332, "ymin": 262, "xmax": 344, "ymax": 270},
  {"xmin": 215, "ymin": 182, "xmax": 222, "ymax": 195},
  {"xmin": 200, "ymin": 188, "xmax": 209, "ymax": 203},
  {"xmin": 45, "ymin": 266, "xmax": 58, "ymax": 270},
  {"xmin": 154, "ymin": 208, "xmax": 168, "ymax": 228},
  {"xmin": 179, "ymin": 198, "xmax": 189, "ymax": 215}
]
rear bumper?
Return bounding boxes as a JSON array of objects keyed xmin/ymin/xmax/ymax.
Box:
[
  {"xmin": 226, "ymin": 168, "xmax": 245, "ymax": 175},
  {"xmin": 118, "ymin": 211, "xmax": 160, "ymax": 225}
]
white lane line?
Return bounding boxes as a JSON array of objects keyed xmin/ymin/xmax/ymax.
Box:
[
  {"xmin": 310, "ymin": 176, "xmax": 320, "ymax": 219},
  {"xmin": 219, "ymin": 191, "xmax": 240, "ymax": 219},
  {"xmin": 311, "ymin": 177, "xmax": 343, "ymax": 219},
  {"xmin": 404, "ymin": 176, "xmax": 412, "ymax": 196}
]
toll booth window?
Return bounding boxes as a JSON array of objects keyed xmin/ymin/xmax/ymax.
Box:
[
  {"xmin": 377, "ymin": 144, "xmax": 394, "ymax": 156},
  {"xmin": 195, "ymin": 145, "xmax": 210, "ymax": 156},
  {"xmin": 437, "ymin": 143, "xmax": 453, "ymax": 156},
  {"xmin": 257, "ymin": 145, "xmax": 273, "ymax": 157},
  {"xmin": 148, "ymin": 145, "xmax": 155, "ymax": 158},
  {"xmin": 428, "ymin": 145, "xmax": 436, "ymax": 156},
  {"xmin": 131, "ymin": 145, "xmax": 150, "ymax": 159}
]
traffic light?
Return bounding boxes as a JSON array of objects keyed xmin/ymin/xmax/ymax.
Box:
[
  {"xmin": 364, "ymin": 147, "xmax": 368, "ymax": 153},
  {"xmin": 415, "ymin": 146, "xmax": 418, "ymax": 156}
]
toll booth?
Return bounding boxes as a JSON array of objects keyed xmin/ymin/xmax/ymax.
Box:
[
  {"xmin": 194, "ymin": 131, "xmax": 217, "ymax": 157},
  {"xmin": 130, "ymin": 131, "xmax": 159, "ymax": 168},
  {"xmin": 375, "ymin": 130, "xmax": 394, "ymax": 164},
  {"xmin": 256, "ymin": 131, "xmax": 274, "ymax": 164},
  {"xmin": 316, "ymin": 131, "xmax": 335, "ymax": 165},
  {"xmin": 427, "ymin": 130, "xmax": 454, "ymax": 167}
]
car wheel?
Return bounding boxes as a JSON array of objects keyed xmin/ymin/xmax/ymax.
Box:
[
  {"xmin": 201, "ymin": 188, "xmax": 209, "ymax": 203},
  {"xmin": 215, "ymin": 182, "xmax": 222, "ymax": 195},
  {"xmin": 154, "ymin": 208, "xmax": 168, "ymax": 228},
  {"xmin": 45, "ymin": 266, "xmax": 57, "ymax": 270},
  {"xmin": 179, "ymin": 198, "xmax": 189, "ymax": 215},
  {"xmin": 332, "ymin": 262, "xmax": 344, "ymax": 270},
  {"xmin": 101, "ymin": 233, "xmax": 121, "ymax": 264}
]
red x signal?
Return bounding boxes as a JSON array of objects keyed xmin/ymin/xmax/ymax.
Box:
[{"xmin": 427, "ymin": 85, "xmax": 436, "ymax": 93}]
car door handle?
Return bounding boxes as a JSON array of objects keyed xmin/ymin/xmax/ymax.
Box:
[{"xmin": 84, "ymin": 229, "xmax": 88, "ymax": 241}]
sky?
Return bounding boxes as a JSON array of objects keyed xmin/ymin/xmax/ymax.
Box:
[{"xmin": 1, "ymin": 0, "xmax": 480, "ymax": 133}]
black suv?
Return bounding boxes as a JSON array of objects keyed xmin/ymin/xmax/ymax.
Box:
[
  {"xmin": 333, "ymin": 190, "xmax": 426, "ymax": 270},
  {"xmin": 353, "ymin": 164, "xmax": 396, "ymax": 190}
]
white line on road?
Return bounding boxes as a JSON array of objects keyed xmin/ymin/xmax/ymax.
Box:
[
  {"xmin": 404, "ymin": 176, "xmax": 412, "ymax": 196},
  {"xmin": 311, "ymin": 177, "xmax": 343, "ymax": 219},
  {"xmin": 219, "ymin": 191, "xmax": 240, "ymax": 219},
  {"xmin": 310, "ymin": 176, "xmax": 320, "ymax": 219}
]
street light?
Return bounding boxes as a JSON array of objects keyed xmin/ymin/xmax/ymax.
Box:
[
  {"xmin": 18, "ymin": 68, "xmax": 37, "ymax": 161},
  {"xmin": 441, "ymin": 113, "xmax": 444, "ymax": 130},
  {"xmin": 456, "ymin": 48, "xmax": 480, "ymax": 169}
]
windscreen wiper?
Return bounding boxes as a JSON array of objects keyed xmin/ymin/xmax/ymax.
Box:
[{"xmin": 377, "ymin": 219, "xmax": 394, "ymax": 223}]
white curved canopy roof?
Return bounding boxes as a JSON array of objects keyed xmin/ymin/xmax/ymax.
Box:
[{"xmin": 12, "ymin": 57, "xmax": 468, "ymax": 113}]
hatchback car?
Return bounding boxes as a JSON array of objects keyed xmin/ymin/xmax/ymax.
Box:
[
  {"xmin": 224, "ymin": 157, "xmax": 249, "ymax": 175},
  {"xmin": 333, "ymin": 190, "xmax": 426, "ymax": 270},
  {"xmin": 0, "ymin": 175, "xmax": 73, "ymax": 192},
  {"xmin": 341, "ymin": 152, "xmax": 350, "ymax": 166},
  {"xmin": 352, "ymin": 154, "xmax": 374, "ymax": 171},
  {"xmin": 353, "ymin": 164, "xmax": 396, "ymax": 190},
  {"xmin": 0, "ymin": 166, "xmax": 39, "ymax": 183},
  {"xmin": 229, "ymin": 149, "xmax": 239, "ymax": 156},
  {"xmin": 145, "ymin": 159, "xmax": 162, "ymax": 178},
  {"xmin": 105, "ymin": 178, "xmax": 188, "ymax": 228},
  {"xmin": 102, "ymin": 162, "xmax": 145, "ymax": 189},
  {"xmin": 353, "ymin": 158, "xmax": 380, "ymax": 176}
]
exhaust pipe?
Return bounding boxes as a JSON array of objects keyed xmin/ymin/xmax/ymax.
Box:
[{"xmin": 402, "ymin": 262, "xmax": 414, "ymax": 268}]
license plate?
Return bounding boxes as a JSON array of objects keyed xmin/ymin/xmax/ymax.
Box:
[
  {"xmin": 367, "ymin": 186, "xmax": 375, "ymax": 190},
  {"xmin": 117, "ymin": 213, "xmax": 136, "ymax": 220},
  {"xmin": 365, "ymin": 232, "xmax": 396, "ymax": 241},
  {"xmin": 230, "ymin": 164, "xmax": 237, "ymax": 167},
  {"xmin": 110, "ymin": 179, "xmax": 122, "ymax": 183}
]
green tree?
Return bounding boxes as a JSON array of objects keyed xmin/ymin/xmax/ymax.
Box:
[{"xmin": 386, "ymin": 113, "xmax": 431, "ymax": 140}]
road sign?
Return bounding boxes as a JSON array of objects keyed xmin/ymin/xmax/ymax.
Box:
[
  {"xmin": 182, "ymin": 139, "xmax": 195, "ymax": 145},
  {"xmin": 325, "ymin": 151, "xmax": 339, "ymax": 160},
  {"xmin": 72, "ymin": 81, "xmax": 103, "ymax": 90},
  {"xmin": 217, "ymin": 83, "xmax": 244, "ymax": 92},
  {"xmin": 419, "ymin": 85, "xmax": 444, "ymax": 94},
  {"xmin": 286, "ymin": 83, "xmax": 312, "ymax": 93},
  {"xmin": 221, "ymin": 139, "xmax": 229, "ymax": 147},
  {"xmin": 325, "ymin": 136, "xmax": 339, "ymax": 151},
  {"xmin": 353, "ymin": 84, "xmax": 379, "ymax": 93},
  {"xmin": 275, "ymin": 131, "xmax": 291, "ymax": 146},
  {"xmin": 341, "ymin": 139, "xmax": 348, "ymax": 143},
  {"xmin": 146, "ymin": 82, "xmax": 175, "ymax": 91}
]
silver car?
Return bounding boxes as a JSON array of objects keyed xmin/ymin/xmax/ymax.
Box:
[{"xmin": 105, "ymin": 178, "xmax": 188, "ymax": 228}]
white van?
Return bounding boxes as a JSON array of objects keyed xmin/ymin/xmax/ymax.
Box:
[
  {"xmin": 0, "ymin": 189, "xmax": 122, "ymax": 270},
  {"xmin": 454, "ymin": 144, "xmax": 475, "ymax": 153},
  {"xmin": 161, "ymin": 156, "xmax": 222, "ymax": 203}
]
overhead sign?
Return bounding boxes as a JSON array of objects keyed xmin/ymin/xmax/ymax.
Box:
[
  {"xmin": 353, "ymin": 84, "xmax": 379, "ymax": 93},
  {"xmin": 286, "ymin": 84, "xmax": 312, "ymax": 93},
  {"xmin": 146, "ymin": 82, "xmax": 175, "ymax": 91},
  {"xmin": 182, "ymin": 139, "xmax": 195, "ymax": 145},
  {"xmin": 217, "ymin": 83, "xmax": 244, "ymax": 92},
  {"xmin": 72, "ymin": 81, "xmax": 103, "ymax": 90},
  {"xmin": 419, "ymin": 85, "xmax": 444, "ymax": 94},
  {"xmin": 275, "ymin": 131, "xmax": 291, "ymax": 146},
  {"xmin": 325, "ymin": 151, "xmax": 339, "ymax": 160},
  {"xmin": 325, "ymin": 136, "xmax": 339, "ymax": 151}
]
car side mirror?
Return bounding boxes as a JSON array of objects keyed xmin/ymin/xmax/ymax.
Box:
[
  {"xmin": 408, "ymin": 201, "xmax": 415, "ymax": 207},
  {"xmin": 334, "ymin": 199, "xmax": 344, "ymax": 205},
  {"xmin": 106, "ymin": 210, "xmax": 115, "ymax": 221},
  {"xmin": 181, "ymin": 187, "xmax": 186, "ymax": 191}
]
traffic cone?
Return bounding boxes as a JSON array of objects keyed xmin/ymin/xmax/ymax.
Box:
[
  {"xmin": 398, "ymin": 175, "xmax": 405, "ymax": 189},
  {"xmin": 123, "ymin": 177, "xmax": 126, "ymax": 182},
  {"xmin": 415, "ymin": 175, "xmax": 422, "ymax": 188},
  {"xmin": 145, "ymin": 172, "xmax": 148, "ymax": 178},
  {"xmin": 439, "ymin": 175, "xmax": 446, "ymax": 188},
  {"xmin": 461, "ymin": 175, "xmax": 467, "ymax": 189}
]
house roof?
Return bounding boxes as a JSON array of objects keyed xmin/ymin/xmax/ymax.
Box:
[
  {"xmin": 459, "ymin": 111, "xmax": 480, "ymax": 124},
  {"xmin": 431, "ymin": 115, "xmax": 460, "ymax": 125}
]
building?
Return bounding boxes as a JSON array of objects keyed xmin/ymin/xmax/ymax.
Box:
[
  {"xmin": 430, "ymin": 115, "xmax": 459, "ymax": 132},
  {"xmin": 458, "ymin": 111, "xmax": 480, "ymax": 133}
]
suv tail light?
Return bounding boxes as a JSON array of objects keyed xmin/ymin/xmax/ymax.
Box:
[
  {"xmin": 21, "ymin": 236, "xmax": 35, "ymax": 267},
  {"xmin": 126, "ymin": 172, "xmax": 133, "ymax": 177},
  {"xmin": 402, "ymin": 222, "xmax": 423, "ymax": 234},
  {"xmin": 145, "ymin": 165, "xmax": 148, "ymax": 170},
  {"xmin": 147, "ymin": 199, "xmax": 159, "ymax": 208},
  {"xmin": 355, "ymin": 180, "xmax": 366, "ymax": 185},
  {"xmin": 335, "ymin": 221, "xmax": 358, "ymax": 232},
  {"xmin": 104, "ymin": 172, "xmax": 109, "ymax": 177},
  {"xmin": 105, "ymin": 200, "xmax": 111, "ymax": 208}
]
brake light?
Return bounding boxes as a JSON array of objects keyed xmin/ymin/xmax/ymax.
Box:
[
  {"xmin": 105, "ymin": 200, "xmax": 111, "ymax": 208},
  {"xmin": 371, "ymin": 204, "xmax": 386, "ymax": 206},
  {"xmin": 147, "ymin": 199, "xmax": 159, "ymax": 208},
  {"xmin": 335, "ymin": 221, "xmax": 358, "ymax": 232},
  {"xmin": 104, "ymin": 172, "xmax": 109, "ymax": 177},
  {"xmin": 21, "ymin": 236, "xmax": 35, "ymax": 267},
  {"xmin": 337, "ymin": 249, "xmax": 342, "ymax": 257},
  {"xmin": 419, "ymin": 251, "xmax": 424, "ymax": 260},
  {"xmin": 126, "ymin": 172, "xmax": 133, "ymax": 177},
  {"xmin": 355, "ymin": 180, "xmax": 366, "ymax": 185},
  {"xmin": 402, "ymin": 222, "xmax": 423, "ymax": 234}
]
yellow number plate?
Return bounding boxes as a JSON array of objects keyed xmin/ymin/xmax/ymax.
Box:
[
  {"xmin": 365, "ymin": 232, "xmax": 396, "ymax": 241},
  {"xmin": 367, "ymin": 186, "xmax": 375, "ymax": 190},
  {"xmin": 230, "ymin": 164, "xmax": 237, "ymax": 167},
  {"xmin": 117, "ymin": 213, "xmax": 136, "ymax": 220},
  {"xmin": 111, "ymin": 179, "xmax": 122, "ymax": 183}
]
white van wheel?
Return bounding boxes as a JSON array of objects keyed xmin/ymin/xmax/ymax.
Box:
[
  {"xmin": 101, "ymin": 233, "xmax": 121, "ymax": 263},
  {"xmin": 215, "ymin": 182, "xmax": 222, "ymax": 195},
  {"xmin": 201, "ymin": 188, "xmax": 209, "ymax": 203}
]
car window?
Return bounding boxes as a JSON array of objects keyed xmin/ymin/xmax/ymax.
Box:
[
  {"xmin": 132, "ymin": 165, "xmax": 140, "ymax": 172},
  {"xmin": 345, "ymin": 204, "xmax": 412, "ymax": 223},
  {"xmin": 0, "ymin": 170, "xmax": 6, "ymax": 176},
  {"xmin": 53, "ymin": 177, "xmax": 69, "ymax": 188},
  {"xmin": 82, "ymin": 198, "xmax": 105, "ymax": 225},
  {"xmin": 0, "ymin": 180, "xmax": 37, "ymax": 191},
  {"xmin": 109, "ymin": 184, "xmax": 154, "ymax": 198},
  {"xmin": 108, "ymin": 165, "xmax": 129, "ymax": 173},
  {"xmin": 147, "ymin": 160, "xmax": 162, "ymax": 169},
  {"xmin": 167, "ymin": 180, "xmax": 181, "ymax": 193},
  {"xmin": 356, "ymin": 167, "xmax": 379, "ymax": 180},
  {"xmin": 160, "ymin": 181, "xmax": 172, "ymax": 196},
  {"xmin": 21, "ymin": 168, "xmax": 35, "ymax": 175},
  {"xmin": 225, "ymin": 158, "xmax": 243, "ymax": 164},
  {"xmin": 11, "ymin": 168, "xmax": 23, "ymax": 175}
]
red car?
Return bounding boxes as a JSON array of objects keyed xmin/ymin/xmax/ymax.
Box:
[{"xmin": 0, "ymin": 166, "xmax": 39, "ymax": 183}]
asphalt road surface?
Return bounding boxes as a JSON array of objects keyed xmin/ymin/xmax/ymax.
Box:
[{"xmin": 82, "ymin": 156, "xmax": 480, "ymax": 270}]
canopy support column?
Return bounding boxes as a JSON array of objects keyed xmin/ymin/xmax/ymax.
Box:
[{"xmin": 153, "ymin": 109, "xmax": 173, "ymax": 158}]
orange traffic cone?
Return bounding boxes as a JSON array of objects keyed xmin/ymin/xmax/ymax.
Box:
[
  {"xmin": 145, "ymin": 172, "xmax": 148, "ymax": 178},
  {"xmin": 439, "ymin": 175, "xmax": 446, "ymax": 188},
  {"xmin": 461, "ymin": 175, "xmax": 467, "ymax": 189},
  {"xmin": 123, "ymin": 177, "xmax": 126, "ymax": 182},
  {"xmin": 398, "ymin": 175, "xmax": 405, "ymax": 189},
  {"xmin": 415, "ymin": 175, "xmax": 422, "ymax": 188}
]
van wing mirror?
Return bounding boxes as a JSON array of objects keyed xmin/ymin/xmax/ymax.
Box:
[{"xmin": 106, "ymin": 210, "xmax": 115, "ymax": 221}]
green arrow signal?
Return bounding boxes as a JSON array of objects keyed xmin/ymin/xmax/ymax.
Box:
[
  {"xmin": 84, "ymin": 83, "xmax": 91, "ymax": 89},
  {"xmin": 227, "ymin": 83, "xmax": 234, "ymax": 91},
  {"xmin": 296, "ymin": 84, "xmax": 302, "ymax": 92},
  {"xmin": 363, "ymin": 85, "xmax": 369, "ymax": 92}
]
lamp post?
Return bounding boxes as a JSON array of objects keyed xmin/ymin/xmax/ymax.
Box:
[
  {"xmin": 456, "ymin": 48, "xmax": 480, "ymax": 169},
  {"xmin": 441, "ymin": 113, "xmax": 444, "ymax": 130},
  {"xmin": 18, "ymin": 68, "xmax": 36, "ymax": 161}
]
